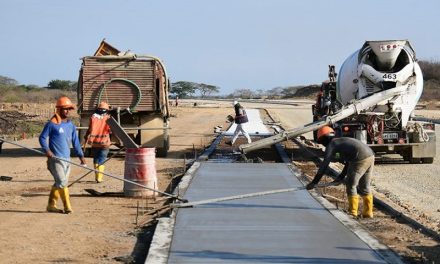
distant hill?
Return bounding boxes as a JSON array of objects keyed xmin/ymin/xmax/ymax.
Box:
[
  {"xmin": 287, "ymin": 60, "xmax": 440, "ymax": 101},
  {"xmin": 419, "ymin": 60, "xmax": 440, "ymax": 101},
  {"xmin": 292, "ymin": 85, "xmax": 320, "ymax": 98}
]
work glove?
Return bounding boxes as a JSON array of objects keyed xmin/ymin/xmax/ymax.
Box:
[{"xmin": 306, "ymin": 182, "xmax": 315, "ymax": 190}]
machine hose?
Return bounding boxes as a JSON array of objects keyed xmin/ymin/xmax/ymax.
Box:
[{"xmin": 98, "ymin": 78, "xmax": 142, "ymax": 111}]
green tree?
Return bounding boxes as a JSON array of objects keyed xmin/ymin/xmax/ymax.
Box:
[
  {"xmin": 171, "ymin": 81, "xmax": 198, "ymax": 98},
  {"xmin": 47, "ymin": 79, "xmax": 77, "ymax": 91},
  {"xmin": 198, "ymin": 83, "xmax": 220, "ymax": 97},
  {"xmin": 232, "ymin": 88, "xmax": 254, "ymax": 99}
]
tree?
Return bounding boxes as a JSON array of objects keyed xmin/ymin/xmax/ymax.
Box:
[
  {"xmin": 171, "ymin": 81, "xmax": 198, "ymax": 98},
  {"xmin": 232, "ymin": 88, "xmax": 254, "ymax": 99},
  {"xmin": 198, "ymin": 83, "xmax": 220, "ymax": 97},
  {"xmin": 266, "ymin": 86, "xmax": 284, "ymax": 99},
  {"xmin": 281, "ymin": 86, "xmax": 301, "ymax": 98},
  {"xmin": 47, "ymin": 79, "xmax": 77, "ymax": 91},
  {"xmin": 0, "ymin": 75, "xmax": 18, "ymax": 86}
]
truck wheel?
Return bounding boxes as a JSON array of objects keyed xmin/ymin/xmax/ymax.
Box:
[
  {"xmin": 422, "ymin": 157, "xmax": 434, "ymax": 164},
  {"xmin": 410, "ymin": 158, "xmax": 421, "ymax": 164}
]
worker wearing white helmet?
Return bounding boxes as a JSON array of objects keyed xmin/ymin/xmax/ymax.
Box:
[
  {"xmin": 84, "ymin": 101, "xmax": 112, "ymax": 183},
  {"xmin": 307, "ymin": 126, "xmax": 375, "ymax": 218},
  {"xmin": 227, "ymin": 100, "xmax": 251, "ymax": 146}
]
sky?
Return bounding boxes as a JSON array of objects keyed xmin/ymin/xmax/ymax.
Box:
[{"xmin": 1, "ymin": 0, "xmax": 439, "ymax": 95}]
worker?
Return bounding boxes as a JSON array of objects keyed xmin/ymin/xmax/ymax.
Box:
[
  {"xmin": 227, "ymin": 100, "xmax": 251, "ymax": 146},
  {"xmin": 306, "ymin": 126, "xmax": 375, "ymax": 218},
  {"xmin": 84, "ymin": 101, "xmax": 112, "ymax": 183},
  {"xmin": 39, "ymin": 96, "xmax": 86, "ymax": 214}
]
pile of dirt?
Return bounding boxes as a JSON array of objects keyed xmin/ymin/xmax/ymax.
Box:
[{"xmin": 0, "ymin": 110, "xmax": 43, "ymax": 135}]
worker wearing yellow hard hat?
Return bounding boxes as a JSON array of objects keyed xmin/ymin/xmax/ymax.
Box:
[{"xmin": 307, "ymin": 126, "xmax": 375, "ymax": 218}]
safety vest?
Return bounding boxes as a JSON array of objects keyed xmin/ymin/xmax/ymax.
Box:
[{"xmin": 87, "ymin": 114, "xmax": 111, "ymax": 148}]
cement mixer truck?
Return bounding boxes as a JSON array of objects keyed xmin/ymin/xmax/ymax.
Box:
[{"xmin": 240, "ymin": 40, "xmax": 436, "ymax": 163}]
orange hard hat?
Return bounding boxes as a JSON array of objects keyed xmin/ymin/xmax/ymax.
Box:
[
  {"xmin": 98, "ymin": 101, "xmax": 110, "ymax": 110},
  {"xmin": 317, "ymin": 126, "xmax": 335, "ymax": 141},
  {"xmin": 56, "ymin": 96, "xmax": 74, "ymax": 109}
]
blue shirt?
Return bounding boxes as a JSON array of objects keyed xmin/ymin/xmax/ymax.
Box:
[{"xmin": 39, "ymin": 120, "xmax": 84, "ymax": 160}]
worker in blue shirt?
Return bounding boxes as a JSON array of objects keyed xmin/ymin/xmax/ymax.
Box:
[{"xmin": 39, "ymin": 96, "xmax": 86, "ymax": 214}]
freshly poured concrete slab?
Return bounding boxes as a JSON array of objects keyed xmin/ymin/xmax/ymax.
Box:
[
  {"xmin": 224, "ymin": 109, "xmax": 272, "ymax": 136},
  {"xmin": 168, "ymin": 163, "xmax": 387, "ymax": 263}
]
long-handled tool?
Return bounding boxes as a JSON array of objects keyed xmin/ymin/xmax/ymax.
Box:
[
  {"xmin": 68, "ymin": 147, "xmax": 125, "ymax": 187},
  {"xmin": 171, "ymin": 181, "xmax": 341, "ymax": 208},
  {"xmin": 0, "ymin": 138, "xmax": 188, "ymax": 203}
]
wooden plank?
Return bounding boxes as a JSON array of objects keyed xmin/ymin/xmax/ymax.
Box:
[{"xmin": 106, "ymin": 117, "xmax": 139, "ymax": 149}]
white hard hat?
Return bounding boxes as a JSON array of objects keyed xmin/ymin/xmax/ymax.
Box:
[{"xmin": 233, "ymin": 100, "xmax": 238, "ymax": 106}]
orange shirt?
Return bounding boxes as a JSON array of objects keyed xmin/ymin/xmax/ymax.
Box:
[{"xmin": 87, "ymin": 114, "xmax": 111, "ymax": 148}]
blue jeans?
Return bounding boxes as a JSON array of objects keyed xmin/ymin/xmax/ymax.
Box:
[{"xmin": 92, "ymin": 147, "xmax": 110, "ymax": 165}]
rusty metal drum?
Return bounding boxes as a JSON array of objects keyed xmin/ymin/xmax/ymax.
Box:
[{"xmin": 124, "ymin": 148, "xmax": 157, "ymax": 197}]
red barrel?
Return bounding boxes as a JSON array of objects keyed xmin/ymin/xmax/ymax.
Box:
[{"xmin": 124, "ymin": 148, "xmax": 157, "ymax": 197}]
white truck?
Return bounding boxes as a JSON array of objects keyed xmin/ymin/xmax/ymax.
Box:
[{"xmin": 241, "ymin": 40, "xmax": 436, "ymax": 163}]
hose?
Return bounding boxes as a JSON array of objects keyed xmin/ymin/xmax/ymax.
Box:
[
  {"xmin": 98, "ymin": 78, "xmax": 142, "ymax": 111},
  {"xmin": 414, "ymin": 123, "xmax": 430, "ymax": 142}
]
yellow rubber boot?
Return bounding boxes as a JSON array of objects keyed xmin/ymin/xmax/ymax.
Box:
[
  {"xmin": 94, "ymin": 164, "xmax": 99, "ymax": 182},
  {"xmin": 348, "ymin": 195, "xmax": 359, "ymax": 217},
  {"xmin": 96, "ymin": 164, "xmax": 104, "ymax": 183},
  {"xmin": 59, "ymin": 187, "xmax": 73, "ymax": 214},
  {"xmin": 46, "ymin": 186, "xmax": 63, "ymax": 213},
  {"xmin": 362, "ymin": 194, "xmax": 374, "ymax": 218}
]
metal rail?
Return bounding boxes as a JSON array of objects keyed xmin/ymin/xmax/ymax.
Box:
[
  {"xmin": 240, "ymin": 85, "xmax": 407, "ymax": 153},
  {"xmin": 0, "ymin": 138, "xmax": 188, "ymax": 203}
]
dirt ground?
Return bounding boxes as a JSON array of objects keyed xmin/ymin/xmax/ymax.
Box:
[
  {"xmin": 1, "ymin": 100, "xmax": 440, "ymax": 263},
  {"xmin": 0, "ymin": 102, "xmax": 231, "ymax": 263}
]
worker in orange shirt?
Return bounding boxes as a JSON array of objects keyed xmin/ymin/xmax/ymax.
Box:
[{"xmin": 84, "ymin": 101, "xmax": 112, "ymax": 183}]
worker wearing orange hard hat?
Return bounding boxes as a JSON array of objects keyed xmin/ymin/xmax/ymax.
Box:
[
  {"xmin": 84, "ymin": 101, "xmax": 112, "ymax": 183},
  {"xmin": 39, "ymin": 96, "xmax": 86, "ymax": 214},
  {"xmin": 306, "ymin": 126, "xmax": 375, "ymax": 218}
]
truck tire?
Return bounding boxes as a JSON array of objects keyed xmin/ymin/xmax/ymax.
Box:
[
  {"xmin": 410, "ymin": 158, "xmax": 421, "ymax": 164},
  {"xmin": 422, "ymin": 157, "xmax": 434, "ymax": 164}
]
